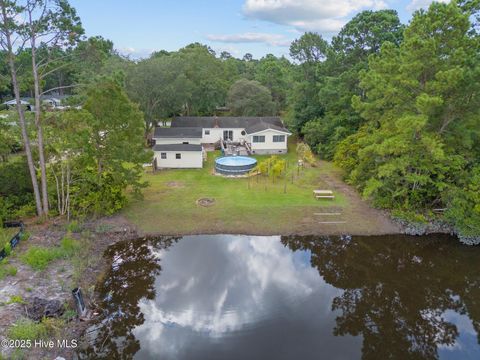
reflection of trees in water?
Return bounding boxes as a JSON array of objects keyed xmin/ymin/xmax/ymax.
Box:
[
  {"xmin": 79, "ymin": 236, "xmax": 180, "ymax": 359},
  {"xmin": 281, "ymin": 235, "xmax": 480, "ymax": 360}
]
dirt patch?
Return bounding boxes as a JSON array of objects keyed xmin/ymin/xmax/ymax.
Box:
[
  {"xmin": 0, "ymin": 215, "xmax": 139, "ymax": 360},
  {"xmin": 166, "ymin": 181, "xmax": 185, "ymax": 188},
  {"xmin": 197, "ymin": 198, "xmax": 216, "ymax": 207},
  {"xmin": 313, "ymin": 160, "xmax": 401, "ymax": 235}
]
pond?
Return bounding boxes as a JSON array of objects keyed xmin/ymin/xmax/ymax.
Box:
[{"xmin": 79, "ymin": 234, "xmax": 480, "ymax": 359}]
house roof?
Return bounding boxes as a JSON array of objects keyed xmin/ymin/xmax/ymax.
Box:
[
  {"xmin": 245, "ymin": 121, "xmax": 292, "ymax": 135},
  {"xmin": 2, "ymin": 99, "xmax": 30, "ymax": 105},
  {"xmin": 171, "ymin": 116, "xmax": 286, "ymax": 130},
  {"xmin": 153, "ymin": 144, "xmax": 203, "ymax": 152},
  {"xmin": 154, "ymin": 127, "xmax": 202, "ymax": 138}
]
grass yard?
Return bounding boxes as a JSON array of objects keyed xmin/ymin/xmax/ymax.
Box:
[{"xmin": 123, "ymin": 140, "xmax": 399, "ymax": 236}]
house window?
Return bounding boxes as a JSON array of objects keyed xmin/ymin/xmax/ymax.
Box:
[
  {"xmin": 176, "ymin": 153, "xmax": 181, "ymax": 159},
  {"xmin": 253, "ymin": 135, "xmax": 265, "ymax": 143},
  {"xmin": 273, "ymin": 135, "xmax": 285, "ymax": 142},
  {"xmin": 223, "ymin": 130, "xmax": 233, "ymax": 141},
  {"xmin": 183, "ymin": 142, "xmax": 189, "ymax": 144},
  {"xmin": 241, "ymin": 130, "xmax": 246, "ymax": 135},
  {"xmin": 161, "ymin": 153, "xmax": 167, "ymax": 159},
  {"xmin": 205, "ymin": 130, "xmax": 210, "ymax": 135}
]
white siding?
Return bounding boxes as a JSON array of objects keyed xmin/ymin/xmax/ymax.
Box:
[
  {"xmin": 248, "ymin": 130, "xmax": 289, "ymax": 154},
  {"xmin": 202, "ymin": 128, "xmax": 246, "ymax": 143},
  {"xmin": 154, "ymin": 137, "xmax": 201, "ymax": 145},
  {"xmin": 154, "ymin": 150, "xmax": 203, "ymax": 168}
]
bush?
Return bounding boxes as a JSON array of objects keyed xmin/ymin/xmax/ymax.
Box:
[
  {"xmin": 0, "ymin": 158, "xmax": 35, "ymax": 222},
  {"xmin": 20, "ymin": 231, "xmax": 30, "ymax": 241},
  {"xmin": 5, "ymin": 295, "xmax": 26, "ymax": 305},
  {"xmin": 20, "ymin": 237, "xmax": 81, "ymax": 270},
  {"xmin": 296, "ymin": 142, "xmax": 316, "ymax": 166},
  {"xmin": 71, "ymin": 172, "xmax": 127, "ymax": 217},
  {"xmin": 7, "ymin": 317, "xmax": 66, "ymax": 343},
  {"xmin": 0, "ymin": 261, "xmax": 17, "ymax": 280},
  {"xmin": 0, "ymin": 227, "xmax": 16, "ymax": 249},
  {"xmin": 20, "ymin": 246, "xmax": 64, "ymax": 270},
  {"xmin": 60, "ymin": 236, "xmax": 81, "ymax": 257},
  {"xmin": 66, "ymin": 220, "xmax": 82, "ymax": 233},
  {"xmin": 7, "ymin": 318, "xmax": 48, "ymax": 341}
]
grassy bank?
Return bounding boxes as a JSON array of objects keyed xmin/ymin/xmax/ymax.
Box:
[{"xmin": 123, "ymin": 142, "xmax": 399, "ymax": 235}]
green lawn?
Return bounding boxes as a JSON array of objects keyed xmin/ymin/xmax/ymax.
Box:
[{"xmin": 123, "ymin": 142, "xmax": 350, "ymax": 235}]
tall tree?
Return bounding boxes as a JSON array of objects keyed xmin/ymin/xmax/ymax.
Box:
[
  {"xmin": 23, "ymin": 0, "xmax": 83, "ymax": 215},
  {"xmin": 287, "ymin": 32, "xmax": 329, "ymax": 132},
  {"xmin": 300, "ymin": 10, "xmax": 404, "ymax": 159},
  {"xmin": 0, "ymin": 0, "xmax": 43, "ymax": 216},
  {"xmin": 254, "ymin": 54, "xmax": 292, "ymax": 111},
  {"xmin": 227, "ymin": 79, "xmax": 276, "ymax": 116},
  {"xmin": 335, "ymin": 2, "xmax": 480, "ymax": 238},
  {"xmin": 82, "ymin": 80, "xmax": 150, "ymax": 195},
  {"xmin": 126, "ymin": 54, "xmax": 191, "ymax": 137}
]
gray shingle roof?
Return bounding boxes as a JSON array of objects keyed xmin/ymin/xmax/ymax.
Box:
[
  {"xmin": 245, "ymin": 121, "xmax": 292, "ymax": 135},
  {"xmin": 154, "ymin": 127, "xmax": 203, "ymax": 138},
  {"xmin": 171, "ymin": 116, "xmax": 286, "ymax": 129},
  {"xmin": 153, "ymin": 144, "xmax": 203, "ymax": 152}
]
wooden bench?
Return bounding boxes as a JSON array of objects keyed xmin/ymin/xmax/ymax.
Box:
[
  {"xmin": 313, "ymin": 189, "xmax": 334, "ymax": 200},
  {"xmin": 315, "ymin": 195, "xmax": 335, "ymax": 199}
]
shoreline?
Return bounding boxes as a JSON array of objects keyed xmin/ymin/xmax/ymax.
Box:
[{"xmin": 0, "ymin": 213, "xmax": 465, "ymax": 359}]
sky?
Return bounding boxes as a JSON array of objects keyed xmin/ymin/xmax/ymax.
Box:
[{"xmin": 69, "ymin": 0, "xmax": 449, "ymax": 60}]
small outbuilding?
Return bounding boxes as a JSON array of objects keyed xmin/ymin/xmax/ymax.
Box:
[{"xmin": 153, "ymin": 144, "xmax": 203, "ymax": 169}]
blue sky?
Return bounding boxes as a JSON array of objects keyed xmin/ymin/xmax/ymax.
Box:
[{"xmin": 69, "ymin": 0, "xmax": 448, "ymax": 59}]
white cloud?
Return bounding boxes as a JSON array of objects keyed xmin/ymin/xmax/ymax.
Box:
[
  {"xmin": 406, "ymin": 0, "xmax": 449, "ymax": 12},
  {"xmin": 118, "ymin": 47, "xmax": 153, "ymax": 59},
  {"xmin": 242, "ymin": 0, "xmax": 389, "ymax": 33},
  {"xmin": 206, "ymin": 32, "xmax": 291, "ymax": 46}
]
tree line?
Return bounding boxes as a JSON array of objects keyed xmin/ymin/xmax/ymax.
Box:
[{"xmin": 0, "ymin": 0, "xmax": 479, "ymax": 242}]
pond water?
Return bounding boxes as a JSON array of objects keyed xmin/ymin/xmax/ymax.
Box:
[{"xmin": 79, "ymin": 234, "xmax": 480, "ymax": 360}]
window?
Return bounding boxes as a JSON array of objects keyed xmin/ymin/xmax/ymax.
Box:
[
  {"xmin": 223, "ymin": 130, "xmax": 233, "ymax": 141},
  {"xmin": 205, "ymin": 130, "xmax": 210, "ymax": 135},
  {"xmin": 182, "ymin": 142, "xmax": 189, "ymax": 144},
  {"xmin": 161, "ymin": 153, "xmax": 167, "ymax": 159},
  {"xmin": 176, "ymin": 153, "xmax": 181, "ymax": 159},
  {"xmin": 253, "ymin": 135, "xmax": 265, "ymax": 143},
  {"xmin": 241, "ymin": 130, "xmax": 246, "ymax": 136},
  {"xmin": 273, "ymin": 135, "xmax": 285, "ymax": 142}
]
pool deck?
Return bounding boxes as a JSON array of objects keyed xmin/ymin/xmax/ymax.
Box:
[{"xmin": 222, "ymin": 141, "xmax": 251, "ymax": 156}]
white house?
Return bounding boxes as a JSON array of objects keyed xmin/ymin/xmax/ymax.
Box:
[
  {"xmin": 153, "ymin": 144, "xmax": 203, "ymax": 169},
  {"xmin": 169, "ymin": 117, "xmax": 291, "ymax": 152},
  {"xmin": 152, "ymin": 116, "xmax": 291, "ymax": 169}
]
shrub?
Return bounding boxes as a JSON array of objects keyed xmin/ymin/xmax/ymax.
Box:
[
  {"xmin": 20, "ymin": 231, "xmax": 30, "ymax": 241},
  {"xmin": 296, "ymin": 142, "xmax": 316, "ymax": 166},
  {"xmin": 20, "ymin": 237, "xmax": 81, "ymax": 270},
  {"xmin": 0, "ymin": 228, "xmax": 16, "ymax": 249},
  {"xmin": 0, "ymin": 261, "xmax": 17, "ymax": 280},
  {"xmin": 0, "ymin": 158, "xmax": 35, "ymax": 222},
  {"xmin": 60, "ymin": 236, "xmax": 81, "ymax": 257},
  {"xmin": 5, "ymin": 295, "xmax": 26, "ymax": 305},
  {"xmin": 66, "ymin": 220, "xmax": 82, "ymax": 233},
  {"xmin": 20, "ymin": 246, "xmax": 64, "ymax": 270},
  {"xmin": 7, "ymin": 317, "xmax": 66, "ymax": 342},
  {"xmin": 4, "ymin": 242, "xmax": 11, "ymax": 256},
  {"xmin": 7, "ymin": 318, "xmax": 48, "ymax": 341}
]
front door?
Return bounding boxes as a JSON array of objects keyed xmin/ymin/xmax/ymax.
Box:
[{"xmin": 223, "ymin": 130, "xmax": 233, "ymax": 141}]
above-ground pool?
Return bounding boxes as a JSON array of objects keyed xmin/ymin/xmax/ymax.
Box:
[{"xmin": 215, "ymin": 156, "xmax": 257, "ymax": 176}]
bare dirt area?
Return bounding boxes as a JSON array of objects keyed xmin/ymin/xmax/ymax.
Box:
[
  {"xmin": 0, "ymin": 215, "xmax": 139, "ymax": 360},
  {"xmin": 302, "ymin": 160, "xmax": 401, "ymax": 235}
]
